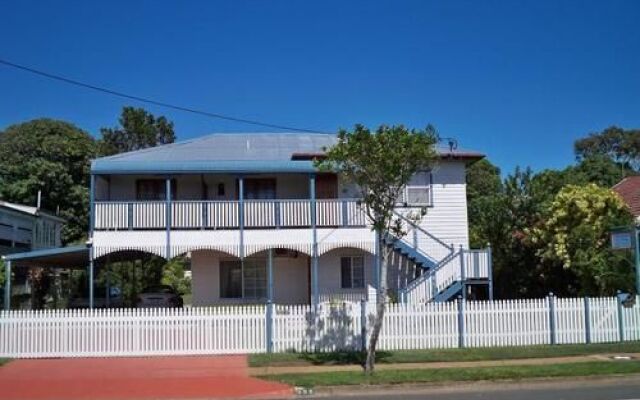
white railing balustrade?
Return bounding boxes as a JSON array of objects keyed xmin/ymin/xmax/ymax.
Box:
[
  {"xmin": 244, "ymin": 201, "xmax": 277, "ymax": 227},
  {"xmin": 95, "ymin": 199, "xmax": 365, "ymax": 230},
  {"xmin": 171, "ymin": 201, "xmax": 203, "ymax": 228},
  {"xmin": 279, "ymin": 200, "xmax": 311, "ymax": 227},
  {"xmin": 206, "ymin": 201, "xmax": 239, "ymax": 228},
  {"xmin": 316, "ymin": 200, "xmax": 342, "ymax": 226},
  {"xmin": 132, "ymin": 202, "xmax": 166, "ymax": 229},
  {"xmin": 463, "ymin": 249, "xmax": 490, "ymax": 279},
  {"xmin": 402, "ymin": 247, "xmax": 491, "ymax": 303},
  {"xmin": 94, "ymin": 202, "xmax": 129, "ymax": 230}
]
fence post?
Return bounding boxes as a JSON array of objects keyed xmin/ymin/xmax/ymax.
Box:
[
  {"xmin": 548, "ymin": 292, "xmax": 556, "ymax": 345},
  {"xmin": 487, "ymin": 244, "xmax": 494, "ymax": 300},
  {"xmin": 584, "ymin": 296, "xmax": 591, "ymax": 344},
  {"xmin": 616, "ymin": 291, "xmax": 625, "ymax": 342},
  {"xmin": 4, "ymin": 260, "xmax": 11, "ymax": 310},
  {"xmin": 266, "ymin": 300, "xmax": 274, "ymax": 353},
  {"xmin": 459, "ymin": 245, "xmax": 466, "ymax": 301},
  {"xmin": 457, "ymin": 296, "xmax": 465, "ymax": 348},
  {"xmin": 360, "ymin": 298, "xmax": 367, "ymax": 351},
  {"xmin": 413, "ymin": 228, "xmax": 418, "ymax": 250}
]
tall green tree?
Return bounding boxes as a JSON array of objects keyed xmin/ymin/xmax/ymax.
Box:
[
  {"xmin": 98, "ymin": 106, "xmax": 176, "ymax": 156},
  {"xmin": 574, "ymin": 126, "xmax": 640, "ymax": 172},
  {"xmin": 0, "ymin": 119, "xmax": 96, "ymax": 243},
  {"xmin": 466, "ymin": 159, "xmax": 502, "ymax": 248},
  {"xmin": 318, "ymin": 124, "xmax": 437, "ymax": 372}
]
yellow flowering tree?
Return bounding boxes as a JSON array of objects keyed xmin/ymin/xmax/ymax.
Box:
[{"xmin": 533, "ymin": 184, "xmax": 634, "ymax": 295}]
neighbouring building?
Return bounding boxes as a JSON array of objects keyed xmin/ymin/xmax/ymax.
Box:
[
  {"xmin": 613, "ymin": 176, "xmax": 640, "ymax": 223},
  {"xmin": 0, "ymin": 201, "xmax": 64, "ymax": 255}
]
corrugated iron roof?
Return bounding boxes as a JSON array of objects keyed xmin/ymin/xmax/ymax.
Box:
[{"xmin": 92, "ymin": 132, "xmax": 484, "ymax": 174}]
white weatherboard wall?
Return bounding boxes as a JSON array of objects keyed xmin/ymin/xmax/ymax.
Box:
[{"xmin": 418, "ymin": 161, "xmax": 470, "ymax": 249}]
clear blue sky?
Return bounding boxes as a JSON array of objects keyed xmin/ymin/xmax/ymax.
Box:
[{"xmin": 1, "ymin": 1, "xmax": 638, "ymax": 173}]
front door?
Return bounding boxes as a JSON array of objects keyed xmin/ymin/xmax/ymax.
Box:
[{"xmin": 315, "ymin": 174, "xmax": 338, "ymax": 199}]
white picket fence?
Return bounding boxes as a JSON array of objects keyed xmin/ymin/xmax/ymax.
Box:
[{"xmin": 1, "ymin": 295, "xmax": 638, "ymax": 358}]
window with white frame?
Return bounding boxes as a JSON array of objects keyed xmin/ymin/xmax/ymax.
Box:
[
  {"xmin": 400, "ymin": 171, "xmax": 432, "ymax": 206},
  {"xmin": 340, "ymin": 256, "xmax": 365, "ymax": 289}
]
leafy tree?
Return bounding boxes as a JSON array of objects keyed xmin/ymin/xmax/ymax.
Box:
[
  {"xmin": 571, "ymin": 155, "xmax": 627, "ymax": 188},
  {"xmin": 318, "ymin": 124, "xmax": 437, "ymax": 372},
  {"xmin": 532, "ymin": 184, "xmax": 634, "ymax": 295},
  {"xmin": 98, "ymin": 107, "xmax": 176, "ymax": 156},
  {"xmin": 574, "ymin": 126, "xmax": 640, "ymax": 172},
  {"xmin": 466, "ymin": 159, "xmax": 503, "ymax": 248},
  {"xmin": 0, "ymin": 119, "xmax": 96, "ymax": 243},
  {"xmin": 162, "ymin": 257, "xmax": 191, "ymax": 296}
]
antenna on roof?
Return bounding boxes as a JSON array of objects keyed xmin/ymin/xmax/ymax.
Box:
[{"xmin": 437, "ymin": 136, "xmax": 458, "ymax": 153}]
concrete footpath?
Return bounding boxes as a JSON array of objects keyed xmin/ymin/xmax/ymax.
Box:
[
  {"xmin": 307, "ymin": 375, "xmax": 640, "ymax": 399},
  {"xmin": 249, "ymin": 352, "xmax": 640, "ymax": 376}
]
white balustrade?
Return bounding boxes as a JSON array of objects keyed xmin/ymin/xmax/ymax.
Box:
[
  {"xmin": 244, "ymin": 201, "xmax": 276, "ymax": 227},
  {"xmin": 206, "ymin": 201, "xmax": 239, "ymax": 228},
  {"xmin": 94, "ymin": 199, "xmax": 365, "ymax": 230},
  {"xmin": 171, "ymin": 201, "xmax": 203, "ymax": 228},
  {"xmin": 95, "ymin": 202, "xmax": 129, "ymax": 230},
  {"xmin": 279, "ymin": 200, "xmax": 311, "ymax": 227},
  {"xmin": 402, "ymin": 248, "xmax": 490, "ymax": 303},
  {"xmin": 463, "ymin": 250, "xmax": 490, "ymax": 279},
  {"xmin": 316, "ymin": 200, "xmax": 342, "ymax": 226},
  {"xmin": 132, "ymin": 202, "xmax": 166, "ymax": 229}
]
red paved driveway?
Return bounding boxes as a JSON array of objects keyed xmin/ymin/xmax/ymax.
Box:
[{"xmin": 0, "ymin": 355, "xmax": 292, "ymax": 400}]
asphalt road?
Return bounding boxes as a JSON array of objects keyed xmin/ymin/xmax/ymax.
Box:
[{"xmin": 298, "ymin": 376, "xmax": 640, "ymax": 400}]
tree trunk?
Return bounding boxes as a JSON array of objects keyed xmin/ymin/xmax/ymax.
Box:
[{"xmin": 364, "ymin": 231, "xmax": 389, "ymax": 372}]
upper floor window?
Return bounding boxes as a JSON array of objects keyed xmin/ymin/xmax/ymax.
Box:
[
  {"xmin": 136, "ymin": 179, "xmax": 177, "ymax": 201},
  {"xmin": 400, "ymin": 171, "xmax": 432, "ymax": 206},
  {"xmin": 242, "ymin": 178, "xmax": 276, "ymax": 200}
]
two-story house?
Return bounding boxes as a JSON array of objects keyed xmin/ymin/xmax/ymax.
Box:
[{"xmin": 4, "ymin": 132, "xmax": 492, "ymax": 309}]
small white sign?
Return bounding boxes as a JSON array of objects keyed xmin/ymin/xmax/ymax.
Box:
[{"xmin": 611, "ymin": 232, "xmax": 632, "ymax": 249}]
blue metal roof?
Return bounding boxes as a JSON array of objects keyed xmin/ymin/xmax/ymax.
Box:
[{"xmin": 91, "ymin": 132, "xmax": 485, "ymax": 175}]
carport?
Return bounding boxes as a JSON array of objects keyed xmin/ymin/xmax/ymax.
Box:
[{"xmin": 2, "ymin": 245, "xmax": 90, "ymax": 310}]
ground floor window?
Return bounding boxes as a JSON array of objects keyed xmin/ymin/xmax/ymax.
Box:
[
  {"xmin": 219, "ymin": 258, "xmax": 267, "ymax": 299},
  {"xmin": 340, "ymin": 256, "xmax": 365, "ymax": 289}
]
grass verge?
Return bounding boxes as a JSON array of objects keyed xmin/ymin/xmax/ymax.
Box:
[
  {"xmin": 249, "ymin": 342, "xmax": 640, "ymax": 367},
  {"xmin": 0, "ymin": 359, "xmax": 9, "ymax": 367},
  {"xmin": 261, "ymin": 360, "xmax": 640, "ymax": 388}
]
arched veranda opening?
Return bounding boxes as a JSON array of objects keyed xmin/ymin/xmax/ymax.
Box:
[{"xmin": 94, "ymin": 249, "xmax": 191, "ymax": 308}]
